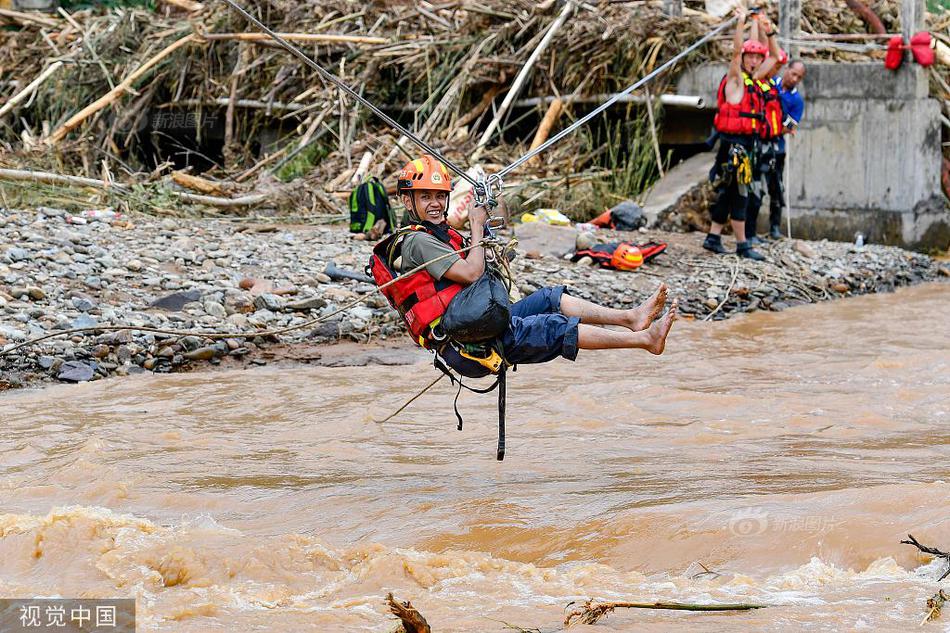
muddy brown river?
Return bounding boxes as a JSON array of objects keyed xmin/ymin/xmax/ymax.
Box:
[{"xmin": 1, "ymin": 283, "xmax": 948, "ymax": 632}]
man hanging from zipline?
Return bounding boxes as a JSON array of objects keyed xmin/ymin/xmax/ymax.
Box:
[{"xmin": 371, "ymin": 154, "xmax": 678, "ymax": 382}]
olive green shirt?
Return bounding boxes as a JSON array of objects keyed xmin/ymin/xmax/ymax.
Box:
[{"xmin": 400, "ymin": 232, "xmax": 460, "ymax": 281}]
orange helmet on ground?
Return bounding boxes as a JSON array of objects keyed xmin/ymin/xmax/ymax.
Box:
[
  {"xmin": 397, "ymin": 155, "xmax": 452, "ymax": 194},
  {"xmin": 610, "ymin": 243, "xmax": 644, "ymax": 271}
]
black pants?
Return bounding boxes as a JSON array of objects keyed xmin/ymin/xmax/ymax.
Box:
[
  {"xmin": 746, "ymin": 152, "xmax": 786, "ymax": 236},
  {"xmin": 710, "ymin": 138, "xmax": 753, "ymax": 225}
]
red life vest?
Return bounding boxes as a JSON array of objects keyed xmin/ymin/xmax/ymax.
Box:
[
  {"xmin": 757, "ymin": 77, "xmax": 783, "ymax": 140},
  {"xmin": 713, "ymin": 72, "xmax": 763, "ymax": 137},
  {"xmin": 369, "ymin": 224, "xmax": 466, "ymax": 348}
]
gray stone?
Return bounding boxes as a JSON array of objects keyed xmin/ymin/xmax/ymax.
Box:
[
  {"xmin": 71, "ymin": 296, "xmax": 97, "ymax": 312},
  {"xmin": 286, "ymin": 296, "xmax": 328, "ymax": 311},
  {"xmin": 150, "ymin": 289, "xmax": 202, "ymax": 311},
  {"xmin": 37, "ymin": 355, "xmax": 56, "ymax": 369},
  {"xmin": 57, "ymin": 361, "xmax": 95, "ymax": 382},
  {"xmin": 349, "ymin": 306, "xmax": 375, "ymax": 321},
  {"xmin": 116, "ymin": 345, "xmax": 132, "ymax": 364},
  {"xmin": 179, "ymin": 336, "xmax": 201, "ymax": 351},
  {"xmin": 203, "ymin": 300, "xmax": 227, "ymax": 318},
  {"xmin": 253, "ymin": 293, "xmax": 284, "ymax": 311},
  {"xmin": 71, "ymin": 315, "xmax": 98, "ymax": 329},
  {"xmin": 0, "ymin": 325, "xmax": 28, "ymax": 341},
  {"xmin": 4, "ymin": 247, "xmax": 31, "ymax": 263}
]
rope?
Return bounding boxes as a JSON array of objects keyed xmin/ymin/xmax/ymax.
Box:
[
  {"xmin": 495, "ymin": 16, "xmax": 738, "ymax": 178},
  {"xmin": 0, "ymin": 237, "xmax": 508, "ymax": 358},
  {"xmin": 217, "ymin": 0, "xmax": 478, "ymax": 189},
  {"xmin": 374, "ymin": 373, "xmax": 445, "ymax": 424}
]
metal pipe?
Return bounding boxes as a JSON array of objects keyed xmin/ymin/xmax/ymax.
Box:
[{"xmin": 512, "ymin": 93, "xmax": 706, "ymax": 109}]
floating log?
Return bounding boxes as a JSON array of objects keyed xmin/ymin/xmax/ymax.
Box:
[{"xmin": 564, "ymin": 599, "xmax": 767, "ymax": 627}]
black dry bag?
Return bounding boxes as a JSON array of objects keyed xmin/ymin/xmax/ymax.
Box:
[{"xmin": 441, "ymin": 270, "xmax": 510, "ymax": 343}]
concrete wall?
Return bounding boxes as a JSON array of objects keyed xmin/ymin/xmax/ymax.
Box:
[{"xmin": 676, "ymin": 62, "xmax": 948, "ymax": 250}]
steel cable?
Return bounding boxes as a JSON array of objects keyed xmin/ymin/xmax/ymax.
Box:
[
  {"xmin": 218, "ymin": 0, "xmax": 479, "ymax": 188},
  {"xmin": 496, "ymin": 15, "xmax": 738, "ymax": 178}
]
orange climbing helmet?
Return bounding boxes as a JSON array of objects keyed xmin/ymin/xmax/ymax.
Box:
[
  {"xmin": 397, "ymin": 154, "xmax": 452, "ymax": 194},
  {"xmin": 609, "ymin": 243, "xmax": 644, "ymax": 271}
]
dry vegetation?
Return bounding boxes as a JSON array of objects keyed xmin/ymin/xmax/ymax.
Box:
[{"xmin": 0, "ymin": 0, "xmax": 945, "ymax": 220}]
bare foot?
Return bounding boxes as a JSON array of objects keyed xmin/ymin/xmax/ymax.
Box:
[
  {"xmin": 624, "ymin": 283, "xmax": 668, "ymax": 332},
  {"xmin": 645, "ymin": 298, "xmax": 678, "ymax": 355}
]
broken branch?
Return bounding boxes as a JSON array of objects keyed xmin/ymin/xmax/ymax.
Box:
[
  {"xmin": 901, "ymin": 534, "xmax": 950, "ymax": 581},
  {"xmin": 0, "ymin": 61, "xmax": 64, "ymax": 120},
  {"xmin": 201, "ymin": 32, "xmax": 387, "ymax": 45},
  {"xmin": 385, "ymin": 593, "xmax": 431, "ymax": 633},
  {"xmin": 564, "ymin": 599, "xmax": 767, "ymax": 627},
  {"xmin": 47, "ymin": 33, "xmax": 197, "ymax": 144}
]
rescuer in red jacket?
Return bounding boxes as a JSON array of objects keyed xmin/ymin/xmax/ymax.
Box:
[
  {"xmin": 371, "ymin": 155, "xmax": 679, "ymax": 380},
  {"xmin": 704, "ymin": 8, "xmax": 779, "ymax": 261}
]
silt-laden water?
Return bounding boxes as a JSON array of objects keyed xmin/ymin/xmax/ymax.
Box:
[{"xmin": 1, "ymin": 283, "xmax": 948, "ymax": 631}]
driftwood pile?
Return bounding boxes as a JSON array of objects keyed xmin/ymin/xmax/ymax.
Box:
[{"xmin": 0, "ymin": 0, "xmax": 945, "ymax": 219}]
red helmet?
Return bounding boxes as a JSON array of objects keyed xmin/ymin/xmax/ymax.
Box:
[
  {"xmin": 741, "ymin": 40, "xmax": 768, "ymax": 56},
  {"xmin": 776, "ymin": 48, "xmax": 789, "ymax": 64},
  {"xmin": 397, "ymin": 155, "xmax": 452, "ymax": 194},
  {"xmin": 610, "ymin": 243, "xmax": 644, "ymax": 271}
]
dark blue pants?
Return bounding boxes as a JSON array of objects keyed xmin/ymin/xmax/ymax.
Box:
[{"xmin": 440, "ymin": 286, "xmax": 580, "ymax": 378}]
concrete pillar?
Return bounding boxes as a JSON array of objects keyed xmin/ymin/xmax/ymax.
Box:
[
  {"xmin": 663, "ymin": 0, "xmax": 682, "ymax": 17},
  {"xmin": 779, "ymin": 0, "xmax": 802, "ymax": 59},
  {"xmin": 901, "ymin": 0, "xmax": 924, "ymax": 40}
]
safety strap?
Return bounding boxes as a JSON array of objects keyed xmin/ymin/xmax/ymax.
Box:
[{"xmin": 432, "ymin": 353, "xmax": 508, "ymax": 461}]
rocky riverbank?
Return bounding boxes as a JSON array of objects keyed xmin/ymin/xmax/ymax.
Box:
[{"xmin": 0, "ymin": 207, "xmax": 945, "ymax": 390}]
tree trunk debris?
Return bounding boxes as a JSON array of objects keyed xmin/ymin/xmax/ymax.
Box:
[
  {"xmin": 564, "ymin": 598, "xmax": 767, "ymax": 627},
  {"xmin": 385, "ymin": 593, "xmax": 431, "ymax": 633}
]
